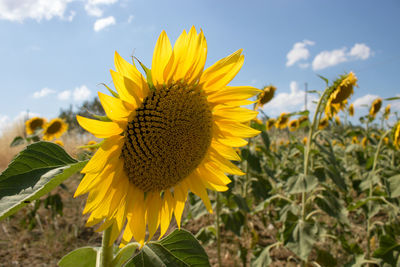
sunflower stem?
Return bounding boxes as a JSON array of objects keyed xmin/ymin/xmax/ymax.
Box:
[
  {"xmin": 215, "ymin": 192, "xmax": 222, "ymax": 267},
  {"xmin": 100, "ymin": 226, "xmax": 113, "ymax": 267}
]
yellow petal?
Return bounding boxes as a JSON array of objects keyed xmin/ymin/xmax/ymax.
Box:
[
  {"xmin": 210, "ymin": 140, "xmax": 241, "ymax": 161},
  {"xmin": 202, "ymin": 179, "xmax": 229, "ymax": 192},
  {"xmin": 114, "ymin": 51, "xmax": 149, "ymax": 100},
  {"xmin": 131, "ymin": 189, "xmax": 146, "ymax": 246},
  {"xmin": 213, "ymin": 127, "xmax": 248, "ymax": 147},
  {"xmin": 207, "ymin": 152, "xmax": 244, "ymax": 175},
  {"xmin": 186, "ymin": 174, "xmax": 212, "ymax": 213},
  {"xmin": 164, "ymin": 29, "xmax": 188, "ymax": 82},
  {"xmin": 146, "ymin": 192, "xmax": 162, "ymax": 241},
  {"xmin": 98, "ymin": 92, "xmax": 131, "ymax": 122},
  {"xmin": 206, "ymin": 86, "xmax": 261, "ymax": 105},
  {"xmin": 173, "ymin": 182, "xmax": 188, "ymax": 228},
  {"xmin": 159, "ymin": 190, "xmax": 173, "ymax": 239},
  {"xmin": 215, "ymin": 119, "xmax": 260, "ymax": 138},
  {"xmin": 76, "ymin": 115, "xmax": 124, "ymax": 138},
  {"xmin": 213, "ymin": 105, "xmax": 258, "ymax": 122},
  {"xmin": 198, "ymin": 163, "xmax": 231, "ymax": 186},
  {"xmin": 200, "ymin": 50, "xmax": 244, "ymax": 92},
  {"xmin": 110, "ymin": 70, "xmax": 141, "ymax": 107},
  {"xmin": 151, "ymin": 31, "xmax": 172, "ymax": 86},
  {"xmin": 81, "ymin": 135, "xmax": 123, "ymax": 173}
]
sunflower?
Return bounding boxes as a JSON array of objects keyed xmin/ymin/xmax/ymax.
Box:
[
  {"xmin": 298, "ymin": 115, "xmax": 309, "ymax": 126},
  {"xmin": 383, "ymin": 104, "xmax": 391, "ymax": 120},
  {"xmin": 256, "ymin": 85, "xmax": 276, "ymax": 109},
  {"xmin": 42, "ymin": 118, "xmax": 68, "ymax": 141},
  {"xmin": 383, "ymin": 137, "xmax": 389, "ymax": 145},
  {"xmin": 275, "ymin": 113, "xmax": 289, "ymax": 129},
  {"xmin": 74, "ymin": 27, "xmax": 260, "ymax": 247},
  {"xmin": 318, "ymin": 117, "xmax": 329, "ymax": 130},
  {"xmin": 394, "ymin": 121, "xmax": 400, "ymax": 149},
  {"xmin": 266, "ymin": 118, "xmax": 275, "ymax": 131},
  {"xmin": 302, "ymin": 137, "xmax": 307, "ymax": 145},
  {"xmin": 86, "ymin": 140, "xmax": 98, "ymax": 152},
  {"xmin": 325, "ymin": 72, "xmax": 357, "ymax": 118},
  {"xmin": 349, "ymin": 103, "xmax": 354, "ymax": 117},
  {"xmin": 334, "ymin": 116, "xmax": 341, "ymax": 125},
  {"xmin": 369, "ymin": 98, "xmax": 382, "ymax": 118},
  {"xmin": 288, "ymin": 119, "xmax": 299, "ymax": 132},
  {"xmin": 54, "ymin": 140, "xmax": 64, "ymax": 147},
  {"xmin": 361, "ymin": 137, "xmax": 368, "ymax": 148},
  {"xmin": 352, "ymin": 136, "xmax": 359, "ymax": 144},
  {"xmin": 25, "ymin": 116, "xmax": 47, "ymax": 135}
]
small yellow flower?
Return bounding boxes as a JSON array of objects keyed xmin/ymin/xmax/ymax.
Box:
[
  {"xmin": 361, "ymin": 137, "xmax": 368, "ymax": 148},
  {"xmin": 332, "ymin": 140, "xmax": 337, "ymax": 146},
  {"xmin": 384, "ymin": 104, "xmax": 391, "ymax": 120},
  {"xmin": 86, "ymin": 140, "xmax": 98, "ymax": 152},
  {"xmin": 393, "ymin": 121, "xmax": 400, "ymax": 149},
  {"xmin": 266, "ymin": 118, "xmax": 276, "ymax": 131},
  {"xmin": 253, "ymin": 118, "xmax": 263, "ymax": 125},
  {"xmin": 383, "ymin": 137, "xmax": 389, "ymax": 145},
  {"xmin": 288, "ymin": 119, "xmax": 299, "ymax": 132},
  {"xmin": 318, "ymin": 117, "xmax": 329, "ymax": 130},
  {"xmin": 25, "ymin": 117, "xmax": 47, "ymax": 135},
  {"xmin": 256, "ymin": 85, "xmax": 276, "ymax": 109},
  {"xmin": 369, "ymin": 98, "xmax": 382, "ymax": 118},
  {"xmin": 352, "ymin": 136, "xmax": 359, "ymax": 144},
  {"xmin": 302, "ymin": 137, "xmax": 307, "ymax": 145},
  {"xmin": 54, "ymin": 140, "xmax": 64, "ymax": 147},
  {"xmin": 275, "ymin": 113, "xmax": 289, "ymax": 129},
  {"xmin": 348, "ymin": 103, "xmax": 354, "ymax": 117},
  {"xmin": 43, "ymin": 118, "xmax": 68, "ymax": 141}
]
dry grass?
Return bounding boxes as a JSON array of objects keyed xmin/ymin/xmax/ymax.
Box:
[{"xmin": 0, "ymin": 120, "xmax": 26, "ymax": 172}]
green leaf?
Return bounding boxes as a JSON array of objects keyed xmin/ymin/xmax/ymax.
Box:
[
  {"xmin": 252, "ymin": 245, "xmax": 272, "ymax": 267},
  {"xmin": 373, "ymin": 234, "xmax": 400, "ymax": 265},
  {"xmin": 233, "ymin": 194, "xmax": 250, "ymax": 212},
  {"xmin": 260, "ymin": 132, "xmax": 270, "ymax": 149},
  {"xmin": 112, "ymin": 243, "xmax": 140, "ymax": 267},
  {"xmin": 286, "ymin": 219, "xmax": 319, "ymax": 261},
  {"xmin": 0, "ymin": 141, "xmax": 87, "ymax": 220},
  {"xmin": 384, "ymin": 96, "xmax": 400, "ymax": 101},
  {"xmin": 125, "ymin": 229, "xmax": 210, "ymax": 267},
  {"xmin": 10, "ymin": 136, "xmax": 25, "ymax": 147},
  {"xmin": 286, "ymin": 174, "xmax": 318, "ymax": 194},
  {"xmin": 388, "ymin": 174, "xmax": 400, "ymax": 198},
  {"xmin": 58, "ymin": 247, "xmax": 99, "ymax": 267},
  {"xmin": 317, "ymin": 74, "xmax": 329, "ymax": 85}
]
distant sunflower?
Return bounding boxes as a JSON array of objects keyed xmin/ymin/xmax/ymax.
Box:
[
  {"xmin": 394, "ymin": 121, "xmax": 400, "ymax": 149},
  {"xmin": 383, "ymin": 104, "xmax": 391, "ymax": 120},
  {"xmin": 288, "ymin": 119, "xmax": 299, "ymax": 132},
  {"xmin": 349, "ymin": 104, "xmax": 354, "ymax": 117},
  {"xmin": 43, "ymin": 118, "xmax": 68, "ymax": 141},
  {"xmin": 383, "ymin": 137, "xmax": 389, "ymax": 145},
  {"xmin": 318, "ymin": 117, "xmax": 329, "ymax": 130},
  {"xmin": 352, "ymin": 136, "xmax": 359, "ymax": 144},
  {"xmin": 298, "ymin": 115, "xmax": 309, "ymax": 126},
  {"xmin": 25, "ymin": 117, "xmax": 47, "ymax": 135},
  {"xmin": 275, "ymin": 113, "xmax": 289, "ymax": 129},
  {"xmin": 54, "ymin": 140, "xmax": 64, "ymax": 147},
  {"xmin": 266, "ymin": 118, "xmax": 276, "ymax": 131},
  {"xmin": 302, "ymin": 137, "xmax": 307, "ymax": 145},
  {"xmin": 334, "ymin": 116, "xmax": 341, "ymax": 125},
  {"xmin": 74, "ymin": 27, "xmax": 260, "ymax": 247},
  {"xmin": 361, "ymin": 137, "xmax": 368, "ymax": 148},
  {"xmin": 369, "ymin": 98, "xmax": 382, "ymax": 118},
  {"xmin": 256, "ymin": 85, "xmax": 276, "ymax": 109},
  {"xmin": 86, "ymin": 140, "xmax": 98, "ymax": 152},
  {"xmin": 325, "ymin": 72, "xmax": 357, "ymax": 118}
]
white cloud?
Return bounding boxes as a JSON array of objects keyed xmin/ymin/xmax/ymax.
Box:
[
  {"xmin": 261, "ymin": 81, "xmax": 317, "ymax": 117},
  {"xmin": 286, "ymin": 40, "xmax": 315, "ymax": 67},
  {"xmin": 58, "ymin": 90, "xmax": 71, "ymax": 100},
  {"xmin": 85, "ymin": 0, "xmax": 118, "ymax": 17},
  {"xmin": 33, "ymin": 87, "xmax": 55, "ymax": 98},
  {"xmin": 94, "ymin": 16, "xmax": 116, "ymax": 32},
  {"xmin": 73, "ymin": 85, "xmax": 91, "ymax": 101},
  {"xmin": 0, "ymin": 0, "xmax": 72, "ymax": 22},
  {"xmin": 127, "ymin": 14, "xmax": 134, "ymax": 23},
  {"xmin": 349, "ymin": 43, "xmax": 371, "ymax": 60},
  {"xmin": 352, "ymin": 94, "xmax": 379, "ymax": 108},
  {"xmin": 312, "ymin": 43, "xmax": 372, "ymax": 71},
  {"xmin": 0, "ymin": 111, "xmax": 40, "ymax": 136},
  {"xmin": 0, "ymin": 114, "xmax": 10, "ymax": 135},
  {"xmin": 312, "ymin": 48, "xmax": 348, "ymax": 71}
]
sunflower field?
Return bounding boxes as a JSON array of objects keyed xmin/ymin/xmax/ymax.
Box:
[{"xmin": 1, "ymin": 27, "xmax": 400, "ymax": 267}]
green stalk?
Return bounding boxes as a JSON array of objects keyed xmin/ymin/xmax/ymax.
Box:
[
  {"xmin": 366, "ymin": 130, "xmax": 391, "ymax": 260},
  {"xmin": 100, "ymin": 226, "xmax": 113, "ymax": 267},
  {"xmin": 215, "ymin": 193, "xmax": 222, "ymax": 267}
]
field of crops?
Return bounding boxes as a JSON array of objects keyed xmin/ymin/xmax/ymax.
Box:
[{"xmin": 1, "ymin": 55, "xmax": 399, "ymax": 266}]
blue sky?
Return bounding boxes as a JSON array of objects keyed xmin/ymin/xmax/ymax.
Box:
[{"xmin": 1, "ymin": 0, "xmax": 399, "ymax": 133}]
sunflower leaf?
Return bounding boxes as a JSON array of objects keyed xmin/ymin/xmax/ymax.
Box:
[
  {"xmin": 125, "ymin": 229, "xmax": 210, "ymax": 267},
  {"xmin": 58, "ymin": 246, "xmax": 99, "ymax": 267},
  {"xmin": 0, "ymin": 141, "xmax": 87, "ymax": 221}
]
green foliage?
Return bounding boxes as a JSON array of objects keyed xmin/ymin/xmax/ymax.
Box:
[
  {"xmin": 0, "ymin": 141, "xmax": 87, "ymax": 220},
  {"xmin": 58, "ymin": 247, "xmax": 99, "ymax": 267}
]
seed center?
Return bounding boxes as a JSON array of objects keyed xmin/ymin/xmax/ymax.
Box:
[{"xmin": 121, "ymin": 83, "xmax": 213, "ymax": 192}]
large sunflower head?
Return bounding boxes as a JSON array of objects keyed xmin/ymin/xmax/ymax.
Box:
[
  {"xmin": 74, "ymin": 27, "xmax": 260, "ymax": 247},
  {"xmin": 384, "ymin": 104, "xmax": 391, "ymax": 120},
  {"xmin": 393, "ymin": 121, "xmax": 400, "ymax": 149},
  {"xmin": 256, "ymin": 85, "xmax": 276, "ymax": 109},
  {"xmin": 369, "ymin": 98, "xmax": 382, "ymax": 118},
  {"xmin": 266, "ymin": 118, "xmax": 276, "ymax": 131},
  {"xmin": 288, "ymin": 119, "xmax": 299, "ymax": 132},
  {"xmin": 349, "ymin": 103, "xmax": 355, "ymax": 117},
  {"xmin": 275, "ymin": 113, "xmax": 289, "ymax": 129},
  {"xmin": 329, "ymin": 72, "xmax": 357, "ymax": 104},
  {"xmin": 25, "ymin": 116, "xmax": 47, "ymax": 135},
  {"xmin": 42, "ymin": 118, "xmax": 68, "ymax": 141}
]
